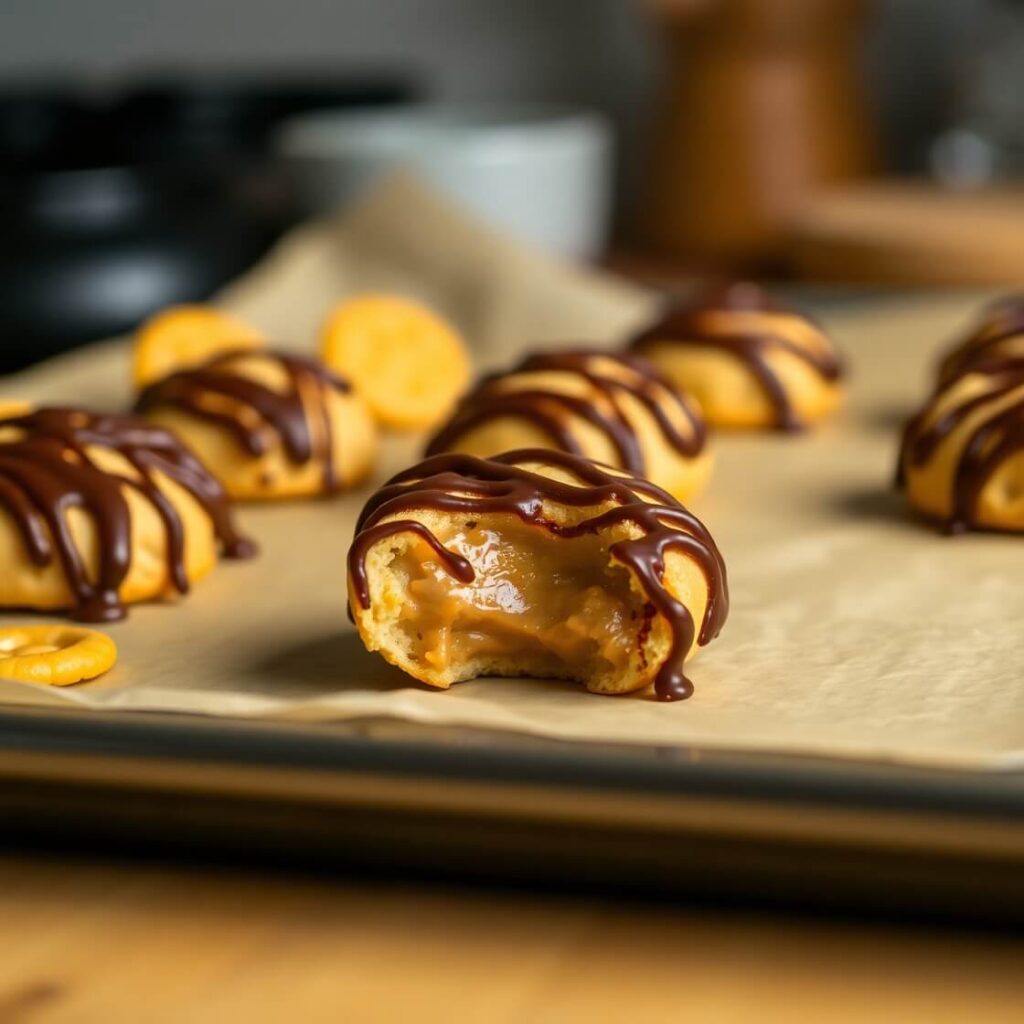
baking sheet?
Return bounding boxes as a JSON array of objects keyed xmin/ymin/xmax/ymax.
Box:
[{"xmin": 1, "ymin": 176, "xmax": 1021, "ymax": 770}]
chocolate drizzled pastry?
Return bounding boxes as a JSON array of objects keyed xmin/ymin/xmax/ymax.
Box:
[
  {"xmin": 937, "ymin": 295, "xmax": 1024, "ymax": 387},
  {"xmin": 426, "ymin": 349, "xmax": 711, "ymax": 499},
  {"xmin": 0, "ymin": 407, "xmax": 253, "ymax": 622},
  {"xmin": 628, "ymin": 281, "xmax": 843, "ymax": 431},
  {"xmin": 136, "ymin": 349, "xmax": 377, "ymax": 500},
  {"xmin": 897, "ymin": 357, "xmax": 1024, "ymax": 534},
  {"xmin": 349, "ymin": 449, "xmax": 728, "ymax": 701}
]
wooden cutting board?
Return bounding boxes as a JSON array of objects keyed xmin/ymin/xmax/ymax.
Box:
[{"xmin": 788, "ymin": 182, "xmax": 1024, "ymax": 286}]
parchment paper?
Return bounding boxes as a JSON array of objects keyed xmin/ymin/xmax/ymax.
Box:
[{"xmin": 1, "ymin": 175, "xmax": 1022, "ymax": 770}]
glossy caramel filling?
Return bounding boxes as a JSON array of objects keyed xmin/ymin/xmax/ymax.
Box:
[{"xmin": 393, "ymin": 519, "xmax": 646, "ymax": 683}]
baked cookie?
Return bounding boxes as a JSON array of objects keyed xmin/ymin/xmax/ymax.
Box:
[
  {"xmin": 0, "ymin": 407, "xmax": 253, "ymax": 621},
  {"xmin": 898, "ymin": 357, "xmax": 1024, "ymax": 533},
  {"xmin": 937, "ymin": 295, "xmax": 1024, "ymax": 387},
  {"xmin": 136, "ymin": 350, "xmax": 378, "ymax": 500},
  {"xmin": 319, "ymin": 294, "xmax": 472, "ymax": 431},
  {"xmin": 628, "ymin": 281, "xmax": 843, "ymax": 431},
  {"xmin": 133, "ymin": 304, "xmax": 266, "ymax": 389},
  {"xmin": 425, "ymin": 350, "xmax": 712, "ymax": 500},
  {"xmin": 348, "ymin": 449, "xmax": 729, "ymax": 700}
]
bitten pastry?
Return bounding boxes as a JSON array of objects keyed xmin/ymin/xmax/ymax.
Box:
[
  {"xmin": 0, "ymin": 407, "xmax": 253, "ymax": 621},
  {"xmin": 628, "ymin": 281, "xmax": 843, "ymax": 431},
  {"xmin": 348, "ymin": 449, "xmax": 729, "ymax": 701},
  {"xmin": 136, "ymin": 350, "xmax": 378, "ymax": 500},
  {"xmin": 898, "ymin": 357, "xmax": 1024, "ymax": 534},
  {"xmin": 937, "ymin": 295, "xmax": 1024, "ymax": 387},
  {"xmin": 425, "ymin": 350, "xmax": 712, "ymax": 500}
]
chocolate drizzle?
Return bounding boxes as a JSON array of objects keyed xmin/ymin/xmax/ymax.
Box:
[
  {"xmin": 0, "ymin": 408, "xmax": 254, "ymax": 621},
  {"xmin": 937, "ymin": 297, "xmax": 1024, "ymax": 387},
  {"xmin": 897, "ymin": 360, "xmax": 1024, "ymax": 534},
  {"xmin": 136, "ymin": 351, "xmax": 351, "ymax": 492},
  {"xmin": 628, "ymin": 281, "xmax": 842, "ymax": 431},
  {"xmin": 349, "ymin": 449, "xmax": 728, "ymax": 701},
  {"xmin": 425, "ymin": 350, "xmax": 706, "ymax": 474}
]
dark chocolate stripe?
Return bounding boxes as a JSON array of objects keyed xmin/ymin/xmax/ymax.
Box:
[
  {"xmin": 938, "ymin": 298, "xmax": 1024, "ymax": 386},
  {"xmin": 426, "ymin": 349, "xmax": 705, "ymax": 472},
  {"xmin": 897, "ymin": 362, "xmax": 1024, "ymax": 533},
  {"xmin": 136, "ymin": 351, "xmax": 350, "ymax": 493}
]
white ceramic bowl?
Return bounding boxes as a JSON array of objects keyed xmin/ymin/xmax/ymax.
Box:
[{"xmin": 274, "ymin": 104, "xmax": 613, "ymax": 261}]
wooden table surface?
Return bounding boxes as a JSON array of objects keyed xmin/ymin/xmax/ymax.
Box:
[{"xmin": 1, "ymin": 854, "xmax": 1021, "ymax": 1023}]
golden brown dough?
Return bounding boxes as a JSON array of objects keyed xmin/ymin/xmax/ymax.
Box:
[
  {"xmin": 628, "ymin": 282, "xmax": 843, "ymax": 431},
  {"xmin": 0, "ymin": 407, "xmax": 253, "ymax": 621},
  {"xmin": 136, "ymin": 350, "xmax": 378, "ymax": 500},
  {"xmin": 425, "ymin": 349, "xmax": 712, "ymax": 500},
  {"xmin": 348, "ymin": 449, "xmax": 729, "ymax": 700},
  {"xmin": 898, "ymin": 357, "xmax": 1024, "ymax": 534}
]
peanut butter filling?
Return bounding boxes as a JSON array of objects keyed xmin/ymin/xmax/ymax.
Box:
[{"xmin": 392, "ymin": 518, "xmax": 646, "ymax": 683}]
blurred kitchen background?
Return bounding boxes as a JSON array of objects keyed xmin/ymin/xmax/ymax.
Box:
[{"xmin": 3, "ymin": 0, "xmax": 1024, "ymax": 371}]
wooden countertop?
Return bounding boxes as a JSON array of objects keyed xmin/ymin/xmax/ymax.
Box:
[{"xmin": 1, "ymin": 854, "xmax": 1021, "ymax": 1023}]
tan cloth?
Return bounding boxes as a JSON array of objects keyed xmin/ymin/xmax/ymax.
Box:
[{"xmin": 0, "ymin": 175, "xmax": 1021, "ymax": 770}]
